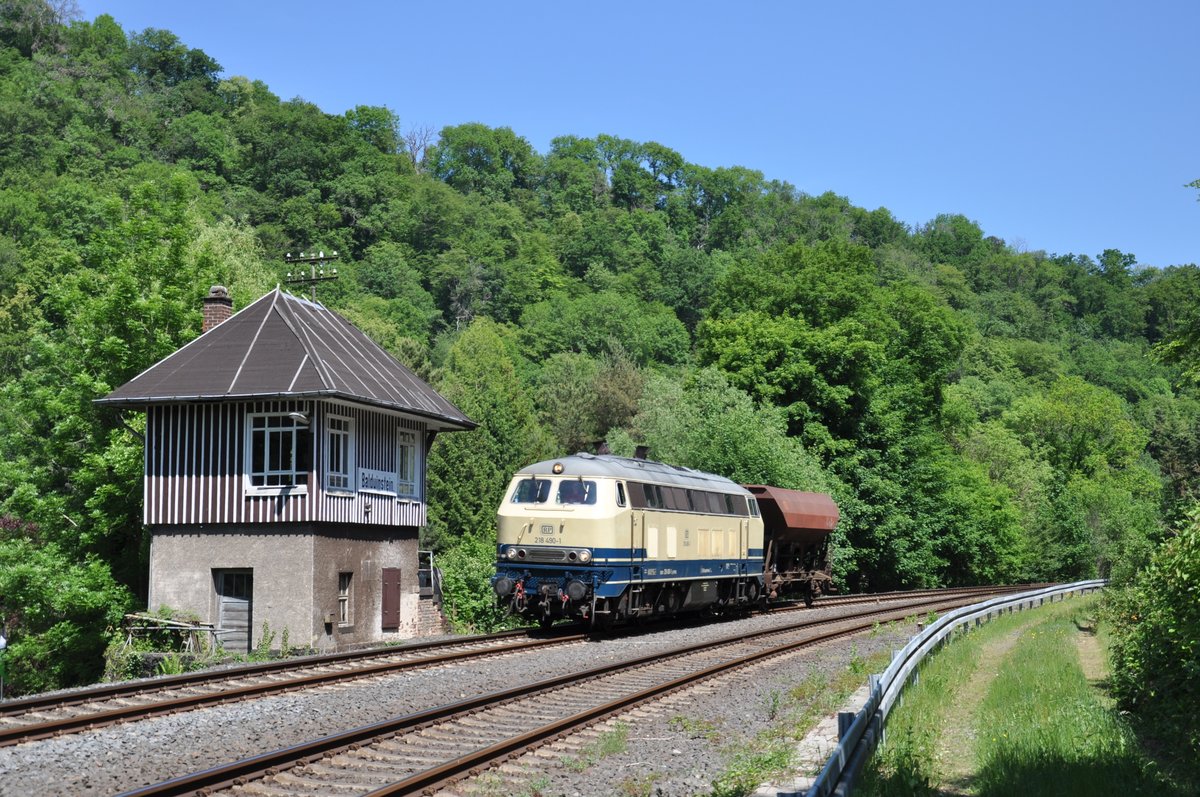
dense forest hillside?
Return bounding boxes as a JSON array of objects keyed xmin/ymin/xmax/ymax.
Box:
[{"xmin": 0, "ymin": 4, "xmax": 1198, "ymax": 716}]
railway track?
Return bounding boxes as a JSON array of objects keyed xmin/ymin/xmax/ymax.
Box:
[
  {"xmin": 0, "ymin": 628, "xmax": 588, "ymax": 747},
  {"xmin": 115, "ymin": 586, "xmax": 1023, "ymax": 797},
  {"xmin": 0, "ymin": 585, "xmax": 1020, "ymax": 750}
]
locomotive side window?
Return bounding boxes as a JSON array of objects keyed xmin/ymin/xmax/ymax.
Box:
[
  {"xmin": 511, "ymin": 478, "xmax": 551, "ymax": 503},
  {"xmin": 665, "ymin": 487, "xmax": 687, "ymax": 511},
  {"xmin": 628, "ymin": 482, "xmax": 647, "ymax": 508},
  {"xmin": 616, "ymin": 482, "xmax": 627, "ymax": 507},
  {"xmin": 557, "ymin": 479, "xmax": 597, "ymax": 505}
]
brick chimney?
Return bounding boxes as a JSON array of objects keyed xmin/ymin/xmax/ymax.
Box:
[{"xmin": 202, "ymin": 285, "xmax": 233, "ymax": 333}]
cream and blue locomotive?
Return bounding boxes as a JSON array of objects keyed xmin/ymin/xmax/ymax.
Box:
[{"xmin": 490, "ymin": 452, "xmax": 768, "ymax": 628}]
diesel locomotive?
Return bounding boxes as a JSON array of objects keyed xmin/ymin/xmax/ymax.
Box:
[{"xmin": 490, "ymin": 452, "xmax": 838, "ymax": 628}]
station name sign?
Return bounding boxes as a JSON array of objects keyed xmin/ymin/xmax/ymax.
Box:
[{"xmin": 358, "ymin": 467, "xmax": 397, "ymax": 496}]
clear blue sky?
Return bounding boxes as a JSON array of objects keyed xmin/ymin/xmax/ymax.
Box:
[{"xmin": 82, "ymin": 0, "xmax": 1199, "ymax": 268}]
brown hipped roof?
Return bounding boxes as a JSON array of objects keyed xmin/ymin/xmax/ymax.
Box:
[{"xmin": 97, "ymin": 288, "xmax": 475, "ymax": 430}]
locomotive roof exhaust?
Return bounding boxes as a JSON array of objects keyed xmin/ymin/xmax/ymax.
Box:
[{"xmin": 634, "ymin": 445, "xmax": 650, "ymax": 460}]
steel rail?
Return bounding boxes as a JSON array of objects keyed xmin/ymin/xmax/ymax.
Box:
[
  {"xmin": 0, "ymin": 627, "xmax": 535, "ymax": 718},
  {"xmin": 116, "ymin": 589, "xmax": 1016, "ymax": 797},
  {"xmin": 0, "ymin": 584, "xmax": 1025, "ymax": 749},
  {"xmin": 0, "ymin": 584, "xmax": 1012, "ymax": 722},
  {"xmin": 0, "ymin": 633, "xmax": 587, "ymax": 747}
]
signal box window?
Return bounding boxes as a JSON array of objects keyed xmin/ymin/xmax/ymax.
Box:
[
  {"xmin": 397, "ymin": 430, "xmax": 420, "ymax": 498},
  {"xmin": 247, "ymin": 413, "xmax": 311, "ymax": 491},
  {"xmin": 338, "ymin": 572, "xmax": 353, "ymax": 625},
  {"xmin": 326, "ymin": 415, "xmax": 354, "ymax": 493}
]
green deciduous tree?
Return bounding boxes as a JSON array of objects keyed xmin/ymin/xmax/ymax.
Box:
[
  {"xmin": 519, "ymin": 290, "xmax": 689, "ymax": 367},
  {"xmin": 428, "ymin": 123, "xmax": 538, "ymax": 202},
  {"xmin": 1004, "ymin": 377, "xmax": 1148, "ymax": 476},
  {"xmin": 424, "ymin": 318, "xmax": 555, "ymax": 550},
  {"xmin": 1107, "ymin": 508, "xmax": 1200, "ymax": 767},
  {"xmin": 0, "ymin": 536, "xmax": 132, "ymax": 695}
]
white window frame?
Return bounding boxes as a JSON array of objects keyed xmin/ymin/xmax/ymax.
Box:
[
  {"xmin": 245, "ymin": 412, "xmax": 310, "ymax": 494},
  {"xmin": 397, "ymin": 429, "xmax": 421, "ymax": 500},
  {"xmin": 325, "ymin": 414, "xmax": 355, "ymax": 494},
  {"xmin": 338, "ymin": 571, "xmax": 353, "ymax": 625}
]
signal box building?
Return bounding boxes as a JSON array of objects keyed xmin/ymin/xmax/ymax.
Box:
[{"xmin": 98, "ymin": 286, "xmax": 474, "ymax": 652}]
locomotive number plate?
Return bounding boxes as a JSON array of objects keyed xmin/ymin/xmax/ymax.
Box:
[{"xmin": 534, "ymin": 524, "xmax": 561, "ymax": 545}]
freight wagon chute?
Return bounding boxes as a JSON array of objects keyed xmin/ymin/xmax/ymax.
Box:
[{"xmin": 744, "ymin": 485, "xmax": 839, "ymax": 605}]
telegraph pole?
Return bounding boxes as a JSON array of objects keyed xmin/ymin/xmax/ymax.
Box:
[{"xmin": 285, "ymin": 250, "xmax": 340, "ymax": 301}]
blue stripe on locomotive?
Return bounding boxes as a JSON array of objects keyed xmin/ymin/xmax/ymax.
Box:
[{"xmin": 494, "ymin": 549, "xmax": 765, "ymax": 599}]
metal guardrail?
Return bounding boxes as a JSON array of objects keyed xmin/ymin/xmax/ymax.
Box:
[{"xmin": 804, "ymin": 580, "xmax": 1107, "ymax": 797}]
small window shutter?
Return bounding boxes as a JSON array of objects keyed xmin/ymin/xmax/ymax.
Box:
[{"xmin": 381, "ymin": 567, "xmax": 401, "ymax": 629}]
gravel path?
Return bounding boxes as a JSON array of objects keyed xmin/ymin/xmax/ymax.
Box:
[{"xmin": 0, "ymin": 602, "xmax": 923, "ymax": 797}]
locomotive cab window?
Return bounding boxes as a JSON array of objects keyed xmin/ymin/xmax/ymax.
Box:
[
  {"xmin": 511, "ymin": 478, "xmax": 551, "ymax": 503},
  {"xmin": 616, "ymin": 482, "xmax": 627, "ymax": 507},
  {"xmin": 557, "ymin": 479, "xmax": 597, "ymax": 505}
]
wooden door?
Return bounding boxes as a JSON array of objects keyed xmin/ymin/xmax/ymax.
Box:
[
  {"xmin": 381, "ymin": 567, "xmax": 401, "ymax": 630},
  {"xmin": 216, "ymin": 569, "xmax": 253, "ymax": 653}
]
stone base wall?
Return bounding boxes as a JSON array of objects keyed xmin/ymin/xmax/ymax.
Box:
[{"xmin": 149, "ymin": 524, "xmax": 422, "ymax": 653}]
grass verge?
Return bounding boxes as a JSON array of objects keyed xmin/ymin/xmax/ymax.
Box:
[{"xmin": 860, "ymin": 595, "xmax": 1192, "ymax": 796}]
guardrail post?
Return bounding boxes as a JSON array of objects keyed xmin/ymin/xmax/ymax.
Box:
[{"xmin": 838, "ymin": 711, "xmax": 855, "ymax": 740}]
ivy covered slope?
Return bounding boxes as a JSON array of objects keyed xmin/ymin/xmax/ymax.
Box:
[{"xmin": 1, "ymin": 4, "xmax": 1199, "ymax": 699}]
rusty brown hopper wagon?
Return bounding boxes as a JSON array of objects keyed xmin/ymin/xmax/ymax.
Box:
[{"xmin": 743, "ymin": 485, "xmax": 840, "ymax": 606}]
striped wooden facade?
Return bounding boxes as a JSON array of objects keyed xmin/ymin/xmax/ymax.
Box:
[{"xmin": 145, "ymin": 399, "xmax": 428, "ymax": 528}]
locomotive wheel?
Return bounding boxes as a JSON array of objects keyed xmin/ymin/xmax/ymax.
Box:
[{"xmin": 658, "ymin": 587, "xmax": 682, "ymax": 615}]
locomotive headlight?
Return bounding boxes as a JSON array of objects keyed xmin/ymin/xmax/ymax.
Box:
[
  {"xmin": 579, "ymin": 549, "xmax": 592, "ymax": 563},
  {"xmin": 505, "ymin": 546, "xmax": 519, "ymax": 560}
]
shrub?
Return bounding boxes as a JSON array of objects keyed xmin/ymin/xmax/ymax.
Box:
[
  {"xmin": 438, "ymin": 531, "xmax": 514, "ymax": 633},
  {"xmin": 0, "ymin": 539, "xmax": 132, "ymax": 694},
  {"xmin": 1107, "ymin": 507, "xmax": 1200, "ymax": 771}
]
